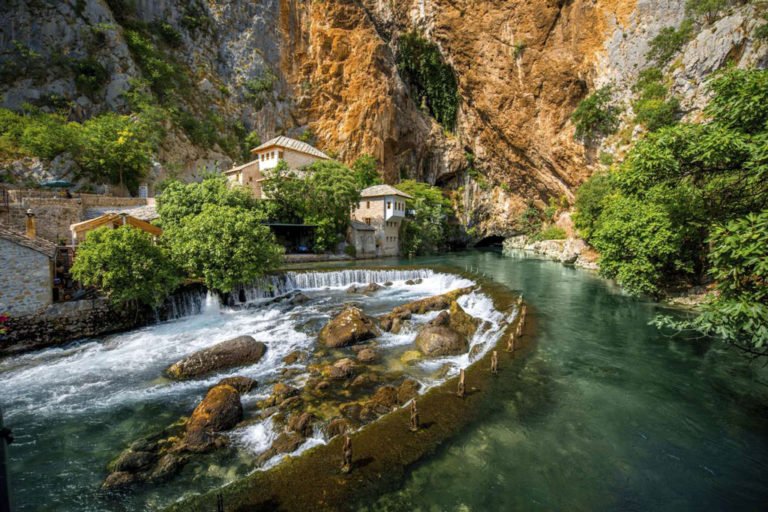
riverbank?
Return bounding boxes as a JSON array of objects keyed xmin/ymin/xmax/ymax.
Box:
[{"xmin": 502, "ymin": 235, "xmax": 599, "ymax": 270}]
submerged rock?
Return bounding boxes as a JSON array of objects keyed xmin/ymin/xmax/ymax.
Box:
[
  {"xmin": 283, "ymin": 350, "xmax": 307, "ymax": 365},
  {"xmin": 184, "ymin": 384, "xmax": 243, "ymax": 452},
  {"xmin": 356, "ymin": 348, "xmax": 377, "ymax": 364},
  {"xmin": 257, "ymin": 432, "xmax": 304, "ymax": 465},
  {"xmin": 318, "ymin": 306, "xmax": 380, "ymax": 348},
  {"xmin": 165, "ymin": 336, "xmax": 267, "ymax": 380},
  {"xmin": 397, "ymin": 379, "xmax": 421, "ymax": 404},
  {"xmin": 287, "ymin": 411, "xmax": 315, "ymax": 437}
]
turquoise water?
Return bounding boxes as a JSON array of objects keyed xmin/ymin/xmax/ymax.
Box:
[
  {"xmin": 362, "ymin": 250, "xmax": 768, "ymax": 511},
  {"xmin": 2, "ymin": 249, "xmax": 767, "ymax": 511}
]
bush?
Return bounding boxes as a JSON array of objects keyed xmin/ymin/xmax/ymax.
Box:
[
  {"xmin": 647, "ymin": 20, "xmax": 694, "ymax": 66},
  {"xmin": 632, "ymin": 67, "xmax": 681, "ymax": 131},
  {"xmin": 71, "ymin": 57, "xmax": 109, "ymax": 97},
  {"xmin": 706, "ymin": 68, "xmax": 768, "ymax": 135},
  {"xmin": 571, "ymin": 86, "xmax": 620, "ymax": 142},
  {"xmin": 573, "ymin": 172, "xmax": 615, "ymax": 240},
  {"xmin": 397, "ymin": 31, "xmax": 459, "ymax": 131},
  {"xmin": 396, "ymin": 180, "xmax": 453, "ymax": 255},
  {"xmin": 535, "ymin": 226, "xmax": 567, "ymax": 241},
  {"xmin": 686, "ymin": 0, "xmax": 728, "ymax": 23},
  {"xmin": 71, "ymin": 226, "xmax": 181, "ymax": 307},
  {"xmin": 352, "ymin": 154, "xmax": 382, "ymax": 189}
]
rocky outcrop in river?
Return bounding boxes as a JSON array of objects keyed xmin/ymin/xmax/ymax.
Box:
[{"xmin": 165, "ymin": 335, "xmax": 267, "ymax": 379}]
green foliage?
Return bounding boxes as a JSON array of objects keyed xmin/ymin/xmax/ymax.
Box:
[
  {"xmin": 244, "ymin": 71, "xmax": 276, "ymax": 109},
  {"xmin": 573, "ymin": 172, "xmax": 615, "ymax": 240},
  {"xmin": 18, "ymin": 113, "xmax": 80, "ymax": 160},
  {"xmin": 71, "ymin": 57, "xmax": 109, "ymax": 97},
  {"xmin": 655, "ymin": 211, "xmax": 768, "ymax": 356},
  {"xmin": 352, "ymin": 154, "xmax": 383, "ymax": 189},
  {"xmin": 154, "ymin": 21, "xmax": 183, "ymax": 47},
  {"xmin": 396, "ymin": 180, "xmax": 453, "ymax": 256},
  {"xmin": 78, "ymin": 112, "xmax": 161, "ymax": 191},
  {"xmin": 632, "ymin": 67, "xmax": 681, "ymax": 131},
  {"xmin": 574, "ymin": 68, "xmax": 768, "ymax": 303},
  {"xmin": 166, "ymin": 204, "xmax": 283, "ymax": 293},
  {"xmin": 647, "ymin": 20, "xmax": 694, "ymax": 66},
  {"xmin": 397, "ymin": 31, "xmax": 459, "ymax": 131},
  {"xmin": 344, "ymin": 244, "xmax": 357, "ymax": 258},
  {"xmin": 755, "ymin": 15, "xmax": 768, "ymax": 40},
  {"xmin": 262, "ymin": 160, "xmax": 361, "ymax": 252},
  {"xmin": 156, "ymin": 174, "xmax": 257, "ymax": 229},
  {"xmin": 71, "ymin": 226, "xmax": 181, "ymax": 307},
  {"xmin": 571, "ymin": 86, "xmax": 620, "ymax": 142},
  {"xmin": 706, "ymin": 68, "xmax": 768, "ymax": 135},
  {"xmin": 685, "ymin": 0, "xmax": 728, "ymax": 23},
  {"xmin": 517, "ymin": 204, "xmax": 543, "ymax": 235},
  {"xmin": 591, "ymin": 194, "xmax": 683, "ymax": 296},
  {"xmin": 535, "ymin": 226, "xmax": 567, "ymax": 241}
]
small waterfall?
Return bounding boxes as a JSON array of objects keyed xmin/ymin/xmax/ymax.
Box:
[
  {"xmin": 154, "ymin": 284, "xmax": 207, "ymax": 322},
  {"xmin": 202, "ymin": 291, "xmax": 221, "ymax": 315},
  {"xmin": 232, "ymin": 269, "xmax": 435, "ymax": 306}
]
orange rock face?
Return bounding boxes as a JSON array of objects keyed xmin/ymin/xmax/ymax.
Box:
[{"xmin": 277, "ymin": 0, "xmax": 636, "ymax": 233}]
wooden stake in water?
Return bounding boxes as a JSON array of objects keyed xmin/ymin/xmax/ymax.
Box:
[
  {"xmin": 491, "ymin": 350, "xmax": 498, "ymax": 374},
  {"xmin": 506, "ymin": 333, "xmax": 515, "ymax": 353},
  {"xmin": 341, "ymin": 436, "xmax": 353, "ymax": 474},
  {"xmin": 409, "ymin": 400, "xmax": 420, "ymax": 432},
  {"xmin": 457, "ymin": 369, "xmax": 466, "ymax": 398}
]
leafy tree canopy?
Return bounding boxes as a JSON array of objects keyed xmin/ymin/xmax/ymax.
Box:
[
  {"xmin": 156, "ymin": 173, "xmax": 258, "ymax": 228},
  {"xmin": 352, "ymin": 154, "xmax": 383, "ymax": 190},
  {"xmin": 396, "ymin": 180, "xmax": 452, "ymax": 256},
  {"xmin": 165, "ymin": 204, "xmax": 283, "ymax": 293},
  {"xmin": 71, "ymin": 225, "xmax": 181, "ymax": 307}
]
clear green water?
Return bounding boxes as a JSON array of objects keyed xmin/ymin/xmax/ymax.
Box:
[
  {"xmin": 3, "ymin": 249, "xmax": 768, "ymax": 511},
  {"xmin": 361, "ymin": 250, "xmax": 768, "ymax": 511}
]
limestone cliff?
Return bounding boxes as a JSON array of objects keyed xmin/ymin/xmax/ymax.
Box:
[{"xmin": 1, "ymin": 0, "xmax": 765, "ymax": 234}]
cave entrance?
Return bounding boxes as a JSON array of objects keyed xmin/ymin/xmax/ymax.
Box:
[{"xmin": 474, "ymin": 235, "xmax": 505, "ymax": 248}]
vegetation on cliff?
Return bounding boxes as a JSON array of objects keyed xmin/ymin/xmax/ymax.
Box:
[
  {"xmin": 574, "ymin": 67, "xmax": 768, "ymax": 353},
  {"xmin": 396, "ymin": 32, "xmax": 459, "ymax": 132}
]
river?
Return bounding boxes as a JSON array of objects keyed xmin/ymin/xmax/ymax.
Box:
[{"xmin": 1, "ymin": 250, "xmax": 767, "ymax": 511}]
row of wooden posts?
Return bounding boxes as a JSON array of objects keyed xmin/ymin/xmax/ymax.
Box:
[{"xmin": 340, "ymin": 297, "xmax": 528, "ymax": 474}]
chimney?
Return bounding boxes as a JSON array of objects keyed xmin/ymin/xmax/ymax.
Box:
[{"xmin": 25, "ymin": 209, "xmax": 36, "ymax": 239}]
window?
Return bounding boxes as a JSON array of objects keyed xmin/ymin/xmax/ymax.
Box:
[
  {"xmin": 387, "ymin": 202, "xmax": 392, "ymax": 209},
  {"xmin": 366, "ymin": 201, "xmax": 370, "ymax": 208},
  {"xmin": 278, "ymin": 151, "xmax": 284, "ymax": 159},
  {"xmin": 365, "ymin": 218, "xmax": 372, "ymax": 225}
]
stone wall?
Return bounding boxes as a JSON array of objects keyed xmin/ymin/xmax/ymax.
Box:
[{"xmin": 0, "ymin": 238, "xmax": 52, "ymax": 315}]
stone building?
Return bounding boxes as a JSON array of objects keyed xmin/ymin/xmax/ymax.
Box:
[
  {"xmin": 348, "ymin": 220, "xmax": 376, "ymax": 258},
  {"xmin": 351, "ymin": 185, "xmax": 413, "ymax": 257},
  {"xmin": 0, "ymin": 226, "xmax": 56, "ymax": 315},
  {"xmin": 223, "ymin": 136, "xmax": 330, "ymax": 198}
]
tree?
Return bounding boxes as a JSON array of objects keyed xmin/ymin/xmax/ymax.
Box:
[
  {"xmin": 260, "ymin": 160, "xmax": 308, "ymax": 224},
  {"xmin": 71, "ymin": 226, "xmax": 181, "ymax": 307},
  {"xmin": 157, "ymin": 174, "xmax": 258, "ymax": 229},
  {"xmin": 686, "ymin": 0, "xmax": 727, "ymax": 24},
  {"xmin": 165, "ymin": 204, "xmax": 283, "ymax": 293},
  {"xmin": 352, "ymin": 154, "xmax": 383, "ymax": 189},
  {"xmin": 571, "ymin": 86, "xmax": 620, "ymax": 142},
  {"xmin": 573, "ymin": 172, "xmax": 615, "ymax": 240},
  {"xmin": 706, "ymin": 68, "xmax": 768, "ymax": 135},
  {"xmin": 303, "ymin": 160, "xmax": 361, "ymax": 251},
  {"xmin": 77, "ymin": 112, "xmax": 160, "ymax": 192},
  {"xmin": 396, "ymin": 180, "xmax": 453, "ymax": 255},
  {"xmin": 655, "ymin": 211, "xmax": 768, "ymax": 356}
]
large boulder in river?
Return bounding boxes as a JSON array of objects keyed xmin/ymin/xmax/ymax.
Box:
[
  {"xmin": 415, "ymin": 325, "xmax": 468, "ymax": 357},
  {"xmin": 184, "ymin": 384, "xmax": 243, "ymax": 452},
  {"xmin": 318, "ymin": 306, "xmax": 380, "ymax": 348},
  {"xmin": 448, "ymin": 301, "xmax": 480, "ymax": 339},
  {"xmin": 165, "ymin": 336, "xmax": 267, "ymax": 380}
]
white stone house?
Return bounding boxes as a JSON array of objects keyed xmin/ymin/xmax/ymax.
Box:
[
  {"xmin": 223, "ymin": 136, "xmax": 330, "ymax": 198},
  {"xmin": 351, "ymin": 185, "xmax": 413, "ymax": 257},
  {"xmin": 0, "ymin": 226, "xmax": 56, "ymax": 315}
]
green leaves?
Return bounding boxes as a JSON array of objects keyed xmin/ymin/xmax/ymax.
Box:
[
  {"xmin": 352, "ymin": 154, "xmax": 383, "ymax": 190},
  {"xmin": 165, "ymin": 204, "xmax": 283, "ymax": 293},
  {"xmin": 71, "ymin": 226, "xmax": 181, "ymax": 307},
  {"xmin": 397, "ymin": 32, "xmax": 460, "ymax": 132},
  {"xmin": 707, "ymin": 68, "xmax": 768, "ymax": 135},
  {"xmin": 571, "ymin": 86, "xmax": 620, "ymax": 142},
  {"xmin": 396, "ymin": 180, "xmax": 452, "ymax": 256}
]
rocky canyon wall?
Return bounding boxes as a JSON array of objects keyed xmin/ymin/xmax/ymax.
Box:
[{"xmin": 1, "ymin": 0, "xmax": 765, "ymax": 235}]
